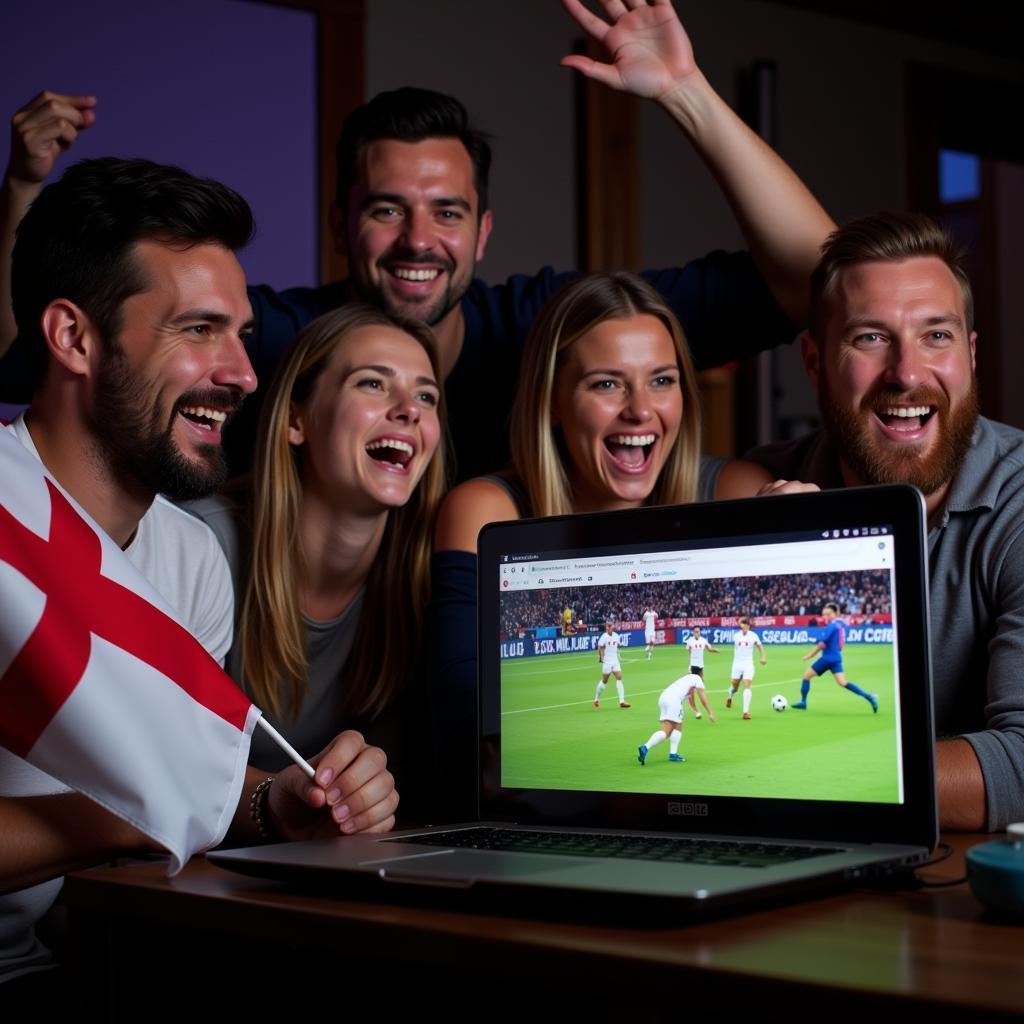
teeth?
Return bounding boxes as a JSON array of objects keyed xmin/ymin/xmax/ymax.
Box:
[
  {"xmin": 366, "ymin": 438, "xmax": 414, "ymax": 456},
  {"xmin": 608, "ymin": 434, "xmax": 656, "ymax": 446},
  {"xmin": 393, "ymin": 268, "xmax": 440, "ymax": 282},
  {"xmin": 882, "ymin": 406, "xmax": 931, "ymax": 418},
  {"xmin": 181, "ymin": 406, "xmax": 227, "ymax": 423}
]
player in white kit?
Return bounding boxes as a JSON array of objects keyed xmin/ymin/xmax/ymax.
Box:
[
  {"xmin": 726, "ymin": 617, "xmax": 766, "ymax": 719},
  {"xmin": 595, "ymin": 622, "xmax": 630, "ymax": 708},
  {"xmin": 643, "ymin": 608, "xmax": 658, "ymax": 659},
  {"xmin": 637, "ymin": 673, "xmax": 714, "ymax": 764},
  {"xmin": 685, "ymin": 624, "xmax": 720, "ymax": 719}
]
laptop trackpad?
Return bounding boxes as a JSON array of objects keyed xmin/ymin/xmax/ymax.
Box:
[{"xmin": 364, "ymin": 847, "xmax": 586, "ymax": 885}]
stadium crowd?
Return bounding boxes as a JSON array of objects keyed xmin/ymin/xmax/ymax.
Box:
[{"xmin": 499, "ymin": 571, "xmax": 892, "ymax": 637}]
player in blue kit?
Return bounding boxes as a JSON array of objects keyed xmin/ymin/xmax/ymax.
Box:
[{"xmin": 793, "ymin": 603, "xmax": 877, "ymax": 711}]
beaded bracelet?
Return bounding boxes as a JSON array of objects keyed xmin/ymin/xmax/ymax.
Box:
[{"xmin": 249, "ymin": 775, "xmax": 279, "ymax": 841}]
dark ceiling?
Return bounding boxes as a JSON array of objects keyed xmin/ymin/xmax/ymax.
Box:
[{"xmin": 760, "ymin": 0, "xmax": 1021, "ymax": 62}]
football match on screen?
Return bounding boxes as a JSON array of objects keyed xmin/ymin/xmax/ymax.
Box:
[{"xmin": 498, "ymin": 568, "xmax": 902, "ymax": 804}]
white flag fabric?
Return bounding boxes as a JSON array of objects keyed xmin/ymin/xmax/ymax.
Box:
[{"xmin": 0, "ymin": 425, "xmax": 259, "ymax": 872}]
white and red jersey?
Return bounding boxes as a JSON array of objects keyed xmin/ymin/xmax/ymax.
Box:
[
  {"xmin": 597, "ymin": 631, "xmax": 622, "ymax": 667},
  {"xmin": 643, "ymin": 610, "xmax": 657, "ymax": 637},
  {"xmin": 686, "ymin": 635, "xmax": 710, "ymax": 668},
  {"xmin": 661, "ymin": 674, "xmax": 703, "ymax": 705},
  {"xmin": 733, "ymin": 629, "xmax": 760, "ymax": 665},
  {"xmin": 658, "ymin": 674, "xmax": 704, "ymax": 723}
]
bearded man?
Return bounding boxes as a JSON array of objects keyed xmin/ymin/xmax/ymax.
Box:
[
  {"xmin": 1, "ymin": 158, "xmax": 396, "ymax": 989},
  {"xmin": 749, "ymin": 211, "xmax": 1024, "ymax": 832}
]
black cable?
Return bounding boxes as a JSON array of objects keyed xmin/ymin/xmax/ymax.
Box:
[
  {"xmin": 919, "ymin": 842, "xmax": 955, "ymax": 868},
  {"xmin": 862, "ymin": 843, "xmax": 966, "ymax": 891},
  {"xmin": 915, "ymin": 843, "xmax": 969, "ymax": 888}
]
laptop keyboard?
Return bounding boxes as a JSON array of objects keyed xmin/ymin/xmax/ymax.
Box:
[{"xmin": 388, "ymin": 828, "xmax": 839, "ymax": 868}]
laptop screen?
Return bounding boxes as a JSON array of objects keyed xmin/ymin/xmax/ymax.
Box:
[{"xmin": 478, "ymin": 486, "xmax": 936, "ymax": 847}]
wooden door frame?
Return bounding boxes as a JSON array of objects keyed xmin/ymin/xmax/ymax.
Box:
[
  {"xmin": 906, "ymin": 63, "xmax": 1024, "ymax": 422},
  {"xmin": 250, "ymin": 0, "xmax": 366, "ymax": 284}
]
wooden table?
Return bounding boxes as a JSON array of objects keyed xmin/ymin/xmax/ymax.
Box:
[{"xmin": 62, "ymin": 834, "xmax": 1023, "ymax": 1020}]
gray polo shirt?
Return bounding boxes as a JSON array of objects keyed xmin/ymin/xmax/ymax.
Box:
[{"xmin": 749, "ymin": 417, "xmax": 1024, "ymax": 830}]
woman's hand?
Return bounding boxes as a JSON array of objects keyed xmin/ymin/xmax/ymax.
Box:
[
  {"xmin": 267, "ymin": 730, "xmax": 398, "ymax": 839},
  {"xmin": 755, "ymin": 479, "xmax": 820, "ymax": 497}
]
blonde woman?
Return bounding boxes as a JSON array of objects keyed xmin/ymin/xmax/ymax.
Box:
[
  {"xmin": 440, "ymin": 272, "xmax": 779, "ymax": 532},
  {"xmin": 190, "ymin": 303, "xmax": 446, "ymax": 812},
  {"xmin": 431, "ymin": 272, "xmax": 810, "ymax": 813}
]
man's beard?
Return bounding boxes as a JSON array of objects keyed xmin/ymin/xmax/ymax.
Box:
[
  {"xmin": 819, "ymin": 375, "xmax": 979, "ymax": 497},
  {"xmin": 92, "ymin": 340, "xmax": 239, "ymax": 501}
]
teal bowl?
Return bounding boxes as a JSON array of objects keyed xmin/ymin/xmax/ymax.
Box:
[{"xmin": 966, "ymin": 834, "xmax": 1024, "ymax": 918}]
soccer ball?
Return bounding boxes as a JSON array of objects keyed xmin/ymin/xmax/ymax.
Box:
[{"xmin": 771, "ymin": 694, "xmax": 788, "ymax": 712}]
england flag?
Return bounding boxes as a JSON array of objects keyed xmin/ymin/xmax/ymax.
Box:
[{"xmin": 0, "ymin": 425, "xmax": 259, "ymax": 871}]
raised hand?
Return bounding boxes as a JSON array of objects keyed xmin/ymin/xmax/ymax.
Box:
[
  {"xmin": 560, "ymin": 0, "xmax": 698, "ymax": 99},
  {"xmin": 7, "ymin": 91, "xmax": 96, "ymax": 188},
  {"xmin": 1, "ymin": 91, "xmax": 98, "ymax": 356}
]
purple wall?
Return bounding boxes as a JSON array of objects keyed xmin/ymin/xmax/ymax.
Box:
[{"xmin": 0, "ymin": 0, "xmax": 317, "ymax": 291}]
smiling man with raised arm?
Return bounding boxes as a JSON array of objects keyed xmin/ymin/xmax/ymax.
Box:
[{"xmin": 0, "ymin": 1, "xmax": 833, "ymax": 480}]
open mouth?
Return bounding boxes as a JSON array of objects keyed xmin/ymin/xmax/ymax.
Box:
[
  {"xmin": 604, "ymin": 433, "xmax": 656, "ymax": 470},
  {"xmin": 365, "ymin": 437, "xmax": 415, "ymax": 468},
  {"xmin": 874, "ymin": 404, "xmax": 936, "ymax": 433},
  {"xmin": 178, "ymin": 405, "xmax": 229, "ymax": 432}
]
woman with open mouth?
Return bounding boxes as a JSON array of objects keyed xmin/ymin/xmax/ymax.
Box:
[
  {"xmin": 188, "ymin": 302, "xmax": 446, "ymax": 819},
  {"xmin": 430, "ymin": 272, "xmax": 813, "ymax": 817}
]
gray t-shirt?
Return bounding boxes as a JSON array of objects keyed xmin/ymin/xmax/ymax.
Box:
[
  {"xmin": 185, "ymin": 496, "xmax": 423, "ymax": 804},
  {"xmin": 248, "ymin": 604, "xmax": 365, "ymax": 772},
  {"xmin": 748, "ymin": 417, "xmax": 1024, "ymax": 830},
  {"xmin": 186, "ymin": 495, "xmax": 360, "ymax": 770}
]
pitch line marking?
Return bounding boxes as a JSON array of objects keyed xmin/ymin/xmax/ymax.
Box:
[{"xmin": 501, "ymin": 681, "xmax": 776, "ymax": 716}]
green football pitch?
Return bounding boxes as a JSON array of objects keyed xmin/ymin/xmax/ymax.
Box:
[{"xmin": 500, "ymin": 643, "xmax": 901, "ymax": 804}]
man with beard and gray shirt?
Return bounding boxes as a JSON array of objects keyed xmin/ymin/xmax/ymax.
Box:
[{"xmin": 748, "ymin": 211, "xmax": 1024, "ymax": 832}]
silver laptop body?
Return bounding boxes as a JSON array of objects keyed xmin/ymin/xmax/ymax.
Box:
[{"xmin": 211, "ymin": 485, "xmax": 937, "ymax": 916}]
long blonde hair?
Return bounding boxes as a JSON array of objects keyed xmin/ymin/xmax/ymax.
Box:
[
  {"xmin": 237, "ymin": 303, "xmax": 448, "ymax": 720},
  {"xmin": 509, "ymin": 272, "xmax": 701, "ymax": 516}
]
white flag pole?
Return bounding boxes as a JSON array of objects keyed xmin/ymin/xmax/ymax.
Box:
[{"xmin": 255, "ymin": 717, "xmax": 316, "ymax": 779}]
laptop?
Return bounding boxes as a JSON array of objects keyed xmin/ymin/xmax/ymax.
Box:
[{"xmin": 211, "ymin": 484, "xmax": 937, "ymax": 916}]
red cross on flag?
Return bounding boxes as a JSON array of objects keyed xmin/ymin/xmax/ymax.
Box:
[{"xmin": 0, "ymin": 424, "xmax": 260, "ymax": 872}]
